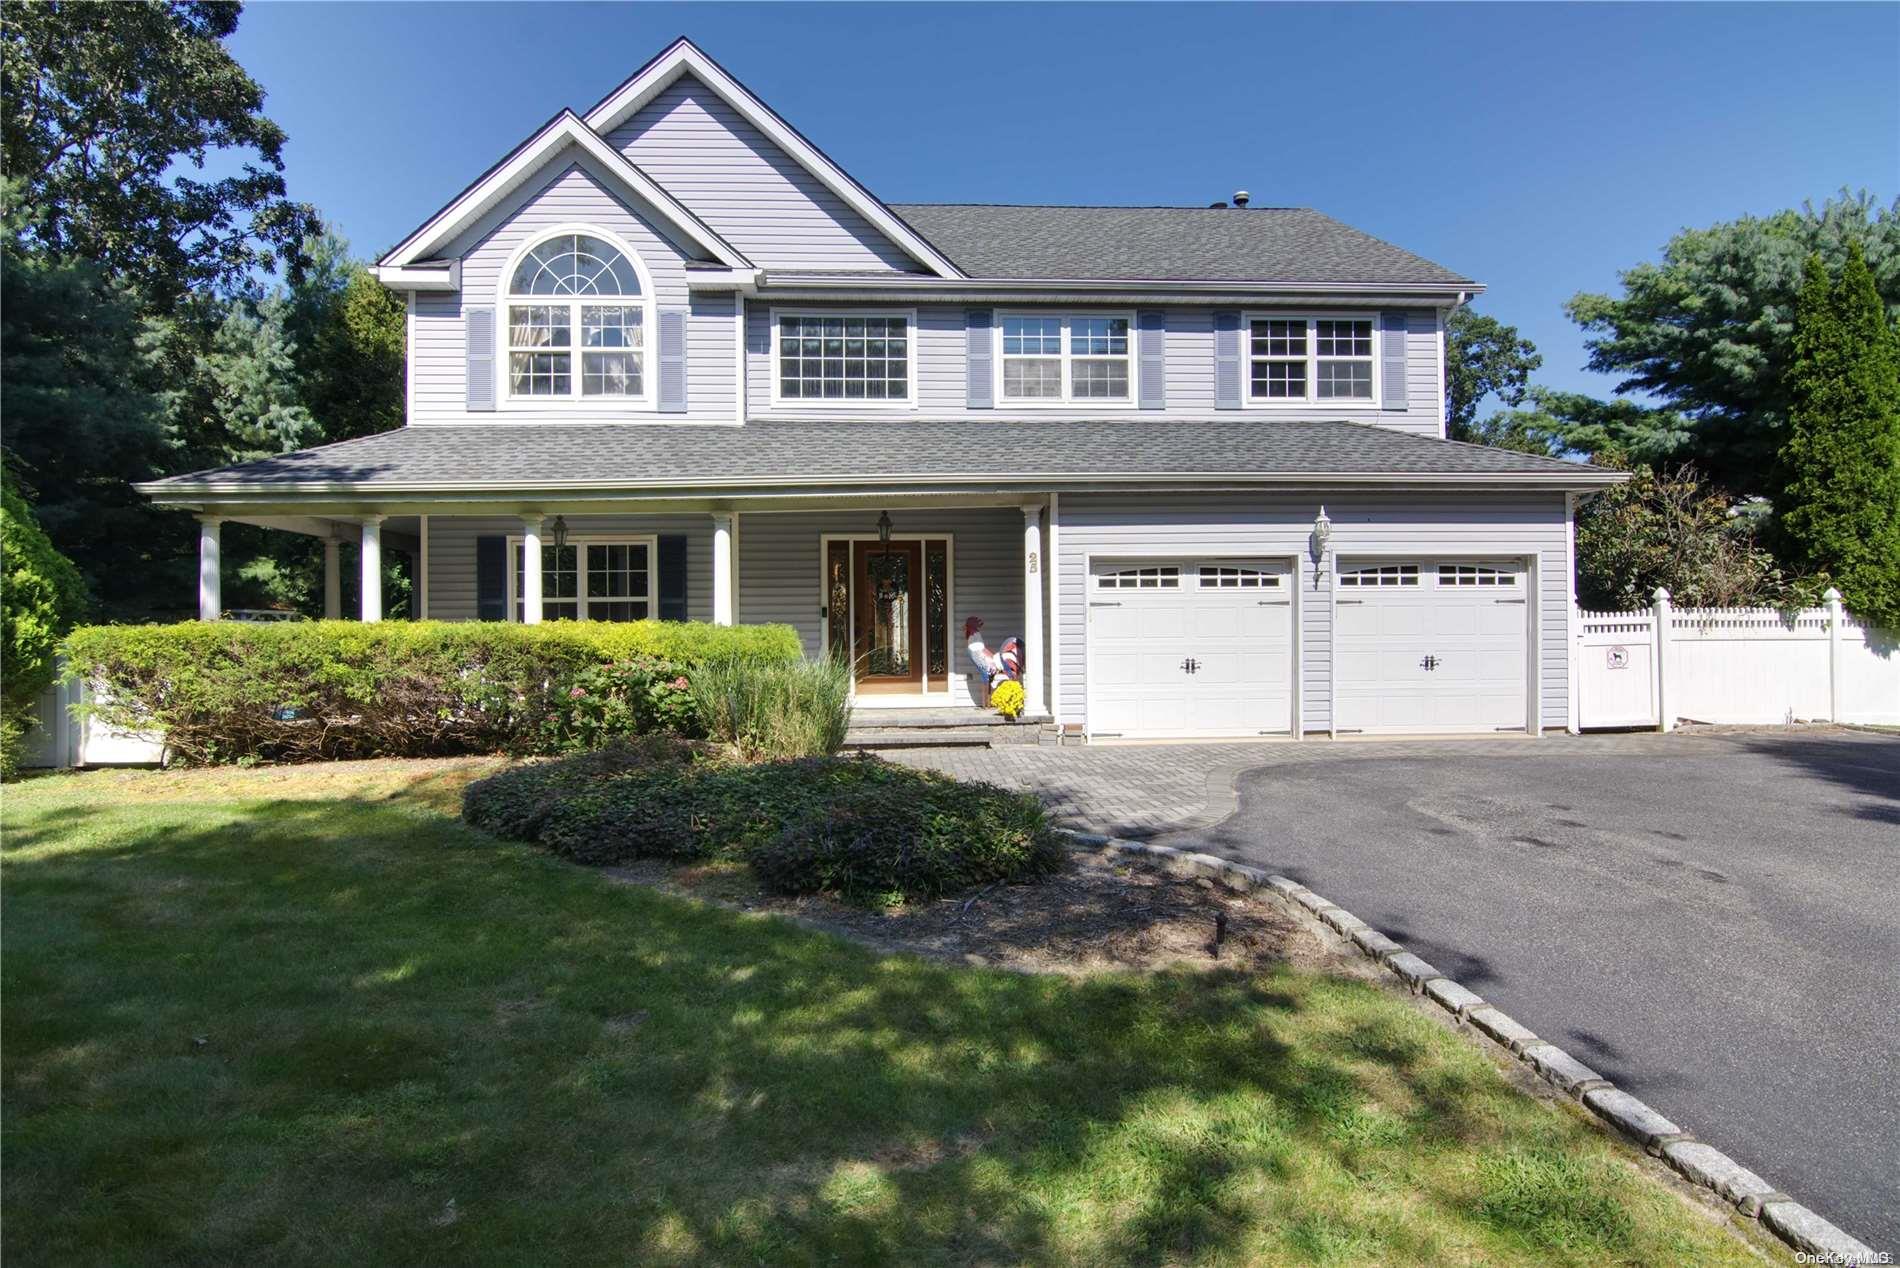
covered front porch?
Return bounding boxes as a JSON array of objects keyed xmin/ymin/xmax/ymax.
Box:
[{"xmin": 188, "ymin": 498, "xmax": 1055, "ymax": 717}]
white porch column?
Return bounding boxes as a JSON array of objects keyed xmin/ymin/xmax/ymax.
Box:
[
  {"xmin": 519, "ymin": 514, "xmax": 544, "ymax": 625},
  {"xmin": 1022, "ymin": 503, "xmax": 1046, "ymax": 718},
  {"xmin": 359, "ymin": 515, "xmax": 385, "ymax": 622},
  {"xmin": 196, "ymin": 516, "xmax": 222, "ymax": 621},
  {"xmin": 322, "ymin": 534, "xmax": 342, "ymax": 620},
  {"xmin": 711, "ymin": 512, "xmax": 735, "ymax": 626}
]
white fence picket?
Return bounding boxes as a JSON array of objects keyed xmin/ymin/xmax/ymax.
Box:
[{"xmin": 1575, "ymin": 591, "xmax": 1900, "ymax": 729}]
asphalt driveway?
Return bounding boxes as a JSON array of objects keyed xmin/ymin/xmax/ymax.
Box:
[{"xmin": 1183, "ymin": 728, "xmax": 1900, "ymax": 1253}]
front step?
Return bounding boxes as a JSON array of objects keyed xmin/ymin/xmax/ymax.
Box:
[{"xmin": 842, "ymin": 708, "xmax": 1055, "ymax": 751}]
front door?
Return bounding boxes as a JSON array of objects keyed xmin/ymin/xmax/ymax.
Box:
[{"xmin": 851, "ymin": 541, "xmax": 925, "ymax": 693}]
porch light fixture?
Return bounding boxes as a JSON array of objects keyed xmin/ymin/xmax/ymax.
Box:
[
  {"xmin": 1310, "ymin": 506, "xmax": 1332, "ymax": 563},
  {"xmin": 550, "ymin": 515, "xmax": 569, "ymax": 551},
  {"xmin": 876, "ymin": 510, "xmax": 893, "ymax": 547}
]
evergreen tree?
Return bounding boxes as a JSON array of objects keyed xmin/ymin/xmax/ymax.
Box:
[{"xmin": 1774, "ymin": 243, "xmax": 1900, "ymax": 627}]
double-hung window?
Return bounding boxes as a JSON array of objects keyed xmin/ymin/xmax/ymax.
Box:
[
  {"xmin": 509, "ymin": 535, "xmax": 656, "ymax": 622},
  {"xmin": 776, "ymin": 313, "xmax": 910, "ymax": 402},
  {"xmin": 1247, "ymin": 316, "xmax": 1376, "ymax": 403},
  {"xmin": 1000, "ymin": 314, "xmax": 1133, "ymax": 403},
  {"xmin": 505, "ymin": 232, "xmax": 650, "ymax": 404}
]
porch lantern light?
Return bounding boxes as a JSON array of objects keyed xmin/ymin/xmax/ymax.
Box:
[
  {"xmin": 876, "ymin": 510, "xmax": 893, "ymax": 547},
  {"xmin": 1310, "ymin": 506, "xmax": 1332, "ymax": 563},
  {"xmin": 550, "ymin": 515, "xmax": 569, "ymax": 551}
]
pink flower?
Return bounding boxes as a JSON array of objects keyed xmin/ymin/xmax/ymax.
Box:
[
  {"xmin": 671, "ymin": 677, "xmax": 690, "ymax": 690},
  {"xmin": 568, "ymin": 686, "xmax": 587, "ymax": 698}
]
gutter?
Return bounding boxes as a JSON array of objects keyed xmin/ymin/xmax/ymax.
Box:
[{"xmin": 137, "ymin": 468, "xmax": 1628, "ymax": 504}]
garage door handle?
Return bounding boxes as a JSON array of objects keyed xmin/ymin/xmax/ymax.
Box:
[
  {"xmin": 1257, "ymin": 599, "xmax": 1291, "ymax": 606},
  {"xmin": 1090, "ymin": 601, "xmax": 1122, "ymax": 608},
  {"xmin": 1336, "ymin": 599, "xmax": 1363, "ymax": 606},
  {"xmin": 1494, "ymin": 598, "xmax": 1527, "ymax": 605}
]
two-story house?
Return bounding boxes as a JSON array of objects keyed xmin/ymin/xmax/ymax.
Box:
[{"xmin": 140, "ymin": 37, "xmax": 1620, "ymax": 741}]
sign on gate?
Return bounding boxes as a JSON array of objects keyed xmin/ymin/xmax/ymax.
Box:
[{"xmin": 1605, "ymin": 646, "xmax": 1629, "ymax": 670}]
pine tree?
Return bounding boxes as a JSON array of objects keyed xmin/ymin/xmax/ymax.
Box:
[{"xmin": 1775, "ymin": 241, "xmax": 1900, "ymax": 628}]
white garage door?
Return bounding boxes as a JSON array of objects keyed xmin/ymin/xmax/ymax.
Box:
[
  {"xmin": 1335, "ymin": 560, "xmax": 1529, "ymax": 734},
  {"xmin": 1088, "ymin": 559, "xmax": 1294, "ymax": 738}
]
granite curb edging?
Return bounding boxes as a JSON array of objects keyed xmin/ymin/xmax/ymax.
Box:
[{"xmin": 1061, "ymin": 829, "xmax": 1882, "ymax": 1265}]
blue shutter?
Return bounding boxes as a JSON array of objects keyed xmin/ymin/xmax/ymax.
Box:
[
  {"xmin": 476, "ymin": 535, "xmax": 506, "ymax": 621},
  {"xmin": 658, "ymin": 308, "xmax": 687, "ymax": 413},
  {"xmin": 466, "ymin": 306, "xmax": 496, "ymax": 411},
  {"xmin": 1214, "ymin": 311, "xmax": 1242, "ymax": 410},
  {"xmin": 1137, "ymin": 310, "xmax": 1166, "ymax": 410},
  {"xmin": 1381, "ymin": 311, "xmax": 1409, "ymax": 410},
  {"xmin": 657, "ymin": 535, "xmax": 688, "ymax": 621},
  {"xmin": 966, "ymin": 309, "xmax": 993, "ymax": 409}
]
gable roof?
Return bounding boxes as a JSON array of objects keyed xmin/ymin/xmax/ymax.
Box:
[
  {"xmin": 888, "ymin": 204, "xmax": 1477, "ymax": 287},
  {"xmin": 377, "ymin": 110, "xmax": 751, "ymax": 272},
  {"xmin": 582, "ymin": 38, "xmax": 965, "ymax": 279},
  {"xmin": 139, "ymin": 418, "xmax": 1616, "ymax": 500}
]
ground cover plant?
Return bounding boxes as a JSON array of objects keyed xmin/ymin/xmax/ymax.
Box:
[
  {"xmin": 464, "ymin": 737, "xmax": 1064, "ymax": 905},
  {"xmin": 2, "ymin": 761, "xmax": 1763, "ymax": 1265},
  {"xmin": 60, "ymin": 619, "xmax": 802, "ymax": 763}
]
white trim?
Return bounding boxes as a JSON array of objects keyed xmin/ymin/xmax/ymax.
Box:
[
  {"xmin": 768, "ymin": 308, "xmax": 918, "ymax": 410},
  {"xmin": 582, "ymin": 40, "xmax": 964, "ymax": 279},
  {"xmin": 817, "ymin": 532, "xmax": 957, "ymax": 700},
  {"xmin": 376, "ymin": 261, "xmax": 461, "ymax": 291},
  {"xmin": 1081, "ymin": 550, "xmax": 1300, "ymax": 741},
  {"xmin": 1565, "ymin": 491, "xmax": 1579, "ymax": 734},
  {"xmin": 993, "ymin": 310, "xmax": 1138, "ymax": 409},
  {"xmin": 756, "ymin": 275, "xmax": 1482, "ymax": 298},
  {"xmin": 379, "ymin": 111, "xmax": 751, "ymax": 273},
  {"xmin": 734, "ymin": 293, "xmax": 748, "ymax": 426},
  {"xmin": 498, "ymin": 223, "xmax": 657, "ymax": 411},
  {"xmin": 710, "ymin": 512, "xmax": 734, "ymax": 625},
  {"xmin": 1434, "ymin": 308, "xmax": 1448, "ymax": 438},
  {"xmin": 503, "ymin": 532, "xmax": 660, "ymax": 622},
  {"xmin": 1022, "ymin": 504, "xmax": 1045, "ymax": 718},
  {"xmin": 404, "ymin": 291, "xmax": 416, "ymax": 425},
  {"xmin": 1241, "ymin": 311, "xmax": 1382, "ymax": 409}
]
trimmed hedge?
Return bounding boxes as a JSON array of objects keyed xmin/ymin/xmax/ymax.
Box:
[
  {"xmin": 463, "ymin": 738, "xmax": 1066, "ymax": 905},
  {"xmin": 62, "ymin": 620, "xmax": 802, "ymax": 764}
]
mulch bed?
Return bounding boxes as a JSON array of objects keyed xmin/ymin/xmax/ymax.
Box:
[{"xmin": 605, "ymin": 848, "xmax": 1364, "ymax": 977}]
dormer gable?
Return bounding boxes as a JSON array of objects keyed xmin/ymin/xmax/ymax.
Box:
[{"xmin": 583, "ymin": 38, "xmax": 962, "ymax": 278}]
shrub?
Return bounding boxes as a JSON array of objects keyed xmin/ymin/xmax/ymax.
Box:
[
  {"xmin": 690, "ymin": 654, "xmax": 850, "ymax": 759},
  {"xmin": 62, "ymin": 619, "xmax": 802, "ymax": 764},
  {"xmin": 463, "ymin": 741, "xmax": 1064, "ymax": 904},
  {"xmin": 2, "ymin": 472, "xmax": 89, "ymax": 778}
]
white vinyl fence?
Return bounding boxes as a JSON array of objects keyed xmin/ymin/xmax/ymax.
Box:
[
  {"xmin": 15, "ymin": 671, "xmax": 167, "ymax": 769},
  {"xmin": 1574, "ymin": 587, "xmax": 1900, "ymax": 730}
]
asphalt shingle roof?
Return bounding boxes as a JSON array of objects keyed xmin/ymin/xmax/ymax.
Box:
[
  {"xmin": 887, "ymin": 204, "xmax": 1475, "ymax": 286},
  {"xmin": 143, "ymin": 418, "xmax": 1605, "ymax": 493}
]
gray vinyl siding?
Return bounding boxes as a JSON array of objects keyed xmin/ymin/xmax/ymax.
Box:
[
  {"xmin": 605, "ymin": 73, "xmax": 919, "ymax": 273},
  {"xmin": 743, "ymin": 302, "xmax": 1444, "ymax": 433},
  {"xmin": 736, "ymin": 507, "xmax": 1025, "ymax": 706},
  {"xmin": 1054, "ymin": 492, "xmax": 1570, "ymax": 733},
  {"xmin": 409, "ymin": 153, "xmax": 737, "ymax": 425},
  {"xmin": 424, "ymin": 514, "xmax": 713, "ymax": 622}
]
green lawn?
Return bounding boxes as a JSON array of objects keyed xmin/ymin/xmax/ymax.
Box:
[{"xmin": 3, "ymin": 763, "xmax": 1765, "ymax": 1265}]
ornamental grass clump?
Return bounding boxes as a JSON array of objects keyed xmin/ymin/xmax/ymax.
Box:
[{"xmin": 689, "ymin": 654, "xmax": 851, "ymax": 759}]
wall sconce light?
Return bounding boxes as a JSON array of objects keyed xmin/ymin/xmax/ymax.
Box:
[
  {"xmin": 876, "ymin": 510, "xmax": 893, "ymax": 547},
  {"xmin": 1310, "ymin": 506, "xmax": 1332, "ymax": 565},
  {"xmin": 550, "ymin": 515, "xmax": 569, "ymax": 551}
]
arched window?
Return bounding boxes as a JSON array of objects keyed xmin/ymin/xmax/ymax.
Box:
[{"xmin": 504, "ymin": 230, "xmax": 649, "ymax": 401}]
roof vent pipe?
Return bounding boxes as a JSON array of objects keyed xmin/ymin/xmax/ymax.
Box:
[
  {"xmin": 1233, "ymin": 190, "xmax": 1251, "ymax": 208},
  {"xmin": 1208, "ymin": 200, "xmax": 1228, "ymax": 209}
]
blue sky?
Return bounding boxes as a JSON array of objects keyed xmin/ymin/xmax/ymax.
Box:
[{"xmin": 228, "ymin": 2, "xmax": 1897, "ymax": 405}]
